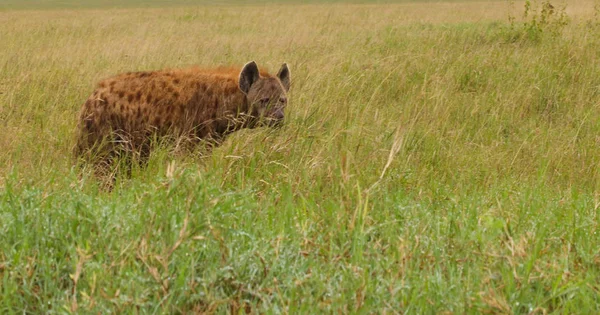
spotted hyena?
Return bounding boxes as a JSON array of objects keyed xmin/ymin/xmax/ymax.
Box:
[{"xmin": 75, "ymin": 61, "xmax": 290, "ymax": 180}]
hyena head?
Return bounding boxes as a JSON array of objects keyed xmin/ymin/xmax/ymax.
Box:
[{"xmin": 238, "ymin": 61, "xmax": 290, "ymax": 128}]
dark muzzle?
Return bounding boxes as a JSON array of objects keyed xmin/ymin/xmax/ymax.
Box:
[{"xmin": 267, "ymin": 108, "xmax": 284, "ymax": 127}]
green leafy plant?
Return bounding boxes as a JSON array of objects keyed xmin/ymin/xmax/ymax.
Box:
[{"xmin": 507, "ymin": 0, "xmax": 569, "ymax": 42}]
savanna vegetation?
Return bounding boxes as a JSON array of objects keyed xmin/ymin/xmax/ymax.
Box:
[{"xmin": 1, "ymin": 0, "xmax": 600, "ymax": 313}]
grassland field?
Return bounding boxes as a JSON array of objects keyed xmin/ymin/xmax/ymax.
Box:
[{"xmin": 1, "ymin": 0, "xmax": 600, "ymax": 313}]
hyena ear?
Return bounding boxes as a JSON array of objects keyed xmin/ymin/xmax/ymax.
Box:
[
  {"xmin": 277, "ymin": 63, "xmax": 291, "ymax": 92},
  {"xmin": 239, "ymin": 61, "xmax": 260, "ymax": 94}
]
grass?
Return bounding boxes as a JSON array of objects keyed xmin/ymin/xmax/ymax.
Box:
[
  {"xmin": 1, "ymin": 0, "xmax": 600, "ymax": 313},
  {"xmin": 0, "ymin": 0, "xmax": 499, "ymax": 10}
]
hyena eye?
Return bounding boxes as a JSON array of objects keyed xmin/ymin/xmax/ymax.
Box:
[
  {"xmin": 279, "ymin": 97, "xmax": 287, "ymax": 103},
  {"xmin": 260, "ymin": 97, "xmax": 270, "ymax": 104}
]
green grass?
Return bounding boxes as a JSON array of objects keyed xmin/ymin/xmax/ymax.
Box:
[{"xmin": 1, "ymin": 0, "xmax": 600, "ymax": 313}]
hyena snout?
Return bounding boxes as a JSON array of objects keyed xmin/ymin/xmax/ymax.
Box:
[
  {"xmin": 272, "ymin": 108, "xmax": 284, "ymax": 120},
  {"xmin": 266, "ymin": 108, "xmax": 285, "ymax": 127}
]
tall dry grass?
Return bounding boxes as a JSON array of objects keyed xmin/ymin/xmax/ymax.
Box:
[{"xmin": 1, "ymin": 1, "xmax": 600, "ymax": 313}]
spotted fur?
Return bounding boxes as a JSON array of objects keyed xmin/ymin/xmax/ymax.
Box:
[{"xmin": 75, "ymin": 61, "xmax": 290, "ymax": 180}]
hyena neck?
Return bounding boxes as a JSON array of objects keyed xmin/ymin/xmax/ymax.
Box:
[{"xmin": 211, "ymin": 96, "xmax": 251, "ymax": 139}]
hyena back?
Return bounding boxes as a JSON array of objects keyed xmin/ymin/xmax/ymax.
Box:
[{"xmin": 75, "ymin": 61, "xmax": 290, "ymax": 181}]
